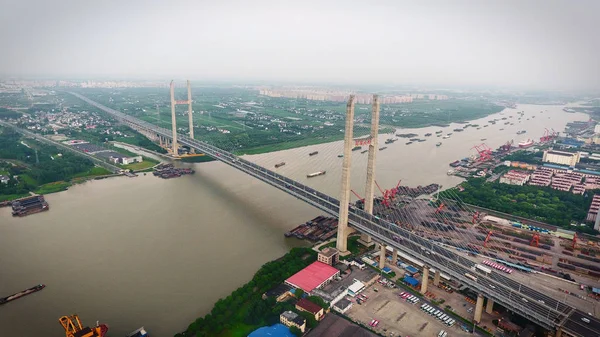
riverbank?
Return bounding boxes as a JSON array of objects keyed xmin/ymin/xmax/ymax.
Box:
[{"xmin": 175, "ymin": 247, "xmax": 317, "ymax": 337}]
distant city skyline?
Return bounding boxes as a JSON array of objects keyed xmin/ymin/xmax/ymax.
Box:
[{"xmin": 1, "ymin": 0, "xmax": 599, "ymax": 91}]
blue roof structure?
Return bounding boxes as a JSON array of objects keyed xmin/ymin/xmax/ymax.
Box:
[
  {"xmin": 405, "ymin": 265, "xmax": 418, "ymax": 274},
  {"xmin": 248, "ymin": 324, "xmax": 294, "ymax": 337},
  {"xmin": 382, "ymin": 267, "xmax": 392, "ymax": 274},
  {"xmin": 403, "ymin": 275, "xmax": 419, "ymax": 287},
  {"xmin": 592, "ymin": 287, "xmax": 600, "ymax": 295}
]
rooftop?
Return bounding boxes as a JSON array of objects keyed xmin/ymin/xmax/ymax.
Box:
[
  {"xmin": 306, "ymin": 314, "xmax": 377, "ymax": 337},
  {"xmin": 265, "ymin": 284, "xmax": 292, "ymax": 298},
  {"xmin": 320, "ymin": 247, "xmax": 339, "ymax": 258},
  {"xmin": 334, "ymin": 298, "xmax": 352, "ymax": 311},
  {"xmin": 296, "ymin": 298, "xmax": 323, "ymax": 314},
  {"xmin": 286, "ymin": 261, "xmax": 339, "ymax": 293}
]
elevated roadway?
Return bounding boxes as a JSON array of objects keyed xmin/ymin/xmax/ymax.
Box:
[{"xmin": 70, "ymin": 92, "xmax": 600, "ymax": 337}]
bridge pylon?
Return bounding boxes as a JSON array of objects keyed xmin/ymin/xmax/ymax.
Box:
[
  {"xmin": 169, "ymin": 80, "xmax": 195, "ymax": 156},
  {"xmin": 358, "ymin": 94, "xmax": 380, "ymax": 250},
  {"xmin": 336, "ymin": 95, "xmax": 357, "ymax": 254}
]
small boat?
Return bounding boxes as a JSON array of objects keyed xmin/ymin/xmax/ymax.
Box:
[
  {"xmin": 480, "ymin": 138, "xmax": 486, "ymax": 141},
  {"xmin": 379, "ymin": 147, "xmax": 387, "ymax": 151},
  {"xmin": 442, "ymin": 136, "xmax": 450, "ymax": 139},
  {"xmin": 483, "ymin": 125, "xmax": 489, "ymax": 128},
  {"xmin": 424, "ymin": 133, "xmax": 432, "ymax": 137},
  {"xmin": 517, "ymin": 130, "xmax": 526, "ymax": 135},
  {"xmin": 127, "ymin": 327, "xmax": 149, "ymax": 337},
  {"xmin": 274, "ymin": 162, "xmax": 286, "ymax": 168},
  {"xmin": 309, "ymin": 151, "xmax": 318, "ymax": 156},
  {"xmin": 447, "ymin": 133, "xmax": 453, "ymax": 136},
  {"xmin": 385, "ymin": 138, "xmax": 398, "ymax": 144},
  {"xmin": 337, "ymin": 154, "xmax": 343, "ymax": 158},
  {"xmin": 499, "ymin": 128, "xmax": 504, "ymax": 131},
  {"xmin": 352, "ymin": 146, "xmax": 361, "ymax": 151},
  {"xmin": 361, "ymin": 149, "xmax": 368, "ymax": 154},
  {"xmin": 436, "ymin": 142, "xmax": 442, "ymax": 147},
  {"xmin": 435, "ymin": 131, "xmax": 443, "ymax": 134},
  {"xmin": 405, "ymin": 141, "xmax": 413, "ymax": 145},
  {"xmin": 409, "ymin": 138, "xmax": 419, "ymax": 141},
  {"xmin": 307, "ymin": 171, "xmax": 326, "ymax": 178}
]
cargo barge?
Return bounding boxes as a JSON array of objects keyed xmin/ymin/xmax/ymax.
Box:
[
  {"xmin": 352, "ymin": 146, "xmax": 362, "ymax": 151},
  {"xmin": 1, "ymin": 284, "xmax": 45, "ymax": 305},
  {"xmin": 360, "ymin": 149, "xmax": 369, "ymax": 154},
  {"xmin": 285, "ymin": 216, "xmax": 338, "ymax": 241},
  {"xmin": 309, "ymin": 151, "xmax": 319, "ymax": 156},
  {"xmin": 396, "ymin": 133, "xmax": 418, "ymax": 138},
  {"xmin": 11, "ymin": 196, "xmax": 49, "ymax": 217},
  {"xmin": 384, "ymin": 138, "xmax": 398, "ymax": 144},
  {"xmin": 152, "ymin": 163, "xmax": 194, "ymax": 179},
  {"xmin": 379, "ymin": 146, "xmax": 387, "ymax": 151},
  {"xmin": 307, "ymin": 171, "xmax": 326, "ymax": 178},
  {"xmin": 275, "ymin": 162, "xmax": 286, "ymax": 168}
]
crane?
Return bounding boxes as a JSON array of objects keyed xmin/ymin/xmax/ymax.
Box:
[
  {"xmin": 59, "ymin": 314, "xmax": 108, "ymax": 337},
  {"xmin": 484, "ymin": 230, "xmax": 493, "ymax": 248}
]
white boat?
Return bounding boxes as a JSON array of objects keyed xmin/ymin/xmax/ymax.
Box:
[
  {"xmin": 518, "ymin": 139, "xmax": 534, "ymax": 148},
  {"xmin": 307, "ymin": 171, "xmax": 326, "ymax": 178}
]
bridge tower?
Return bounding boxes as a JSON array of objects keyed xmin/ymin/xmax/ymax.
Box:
[
  {"xmin": 358, "ymin": 94, "xmax": 379, "ymax": 249},
  {"xmin": 336, "ymin": 95, "xmax": 356, "ymax": 254},
  {"xmin": 169, "ymin": 80, "xmax": 195, "ymax": 156}
]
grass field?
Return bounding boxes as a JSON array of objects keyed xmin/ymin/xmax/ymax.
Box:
[
  {"xmin": 34, "ymin": 181, "xmax": 71, "ymax": 194},
  {"xmin": 71, "ymin": 166, "xmax": 113, "ymax": 178},
  {"xmin": 0, "ymin": 193, "xmax": 30, "ymax": 202},
  {"xmin": 20, "ymin": 174, "xmax": 38, "ymax": 186}
]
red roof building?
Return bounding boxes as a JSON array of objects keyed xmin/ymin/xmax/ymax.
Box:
[
  {"xmin": 296, "ymin": 298, "xmax": 325, "ymax": 321},
  {"xmin": 285, "ymin": 261, "xmax": 340, "ymax": 294}
]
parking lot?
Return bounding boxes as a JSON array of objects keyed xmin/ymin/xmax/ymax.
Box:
[{"xmin": 345, "ymin": 281, "xmax": 472, "ymax": 337}]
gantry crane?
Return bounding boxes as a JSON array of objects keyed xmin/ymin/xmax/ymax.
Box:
[{"xmin": 59, "ymin": 314, "xmax": 108, "ymax": 337}]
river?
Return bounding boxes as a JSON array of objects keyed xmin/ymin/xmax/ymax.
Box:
[{"xmin": 0, "ymin": 104, "xmax": 588, "ymax": 336}]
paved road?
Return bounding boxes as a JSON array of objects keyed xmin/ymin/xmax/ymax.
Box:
[{"xmin": 70, "ymin": 92, "xmax": 600, "ymax": 336}]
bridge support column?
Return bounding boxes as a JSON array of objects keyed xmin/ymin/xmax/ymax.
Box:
[
  {"xmin": 358, "ymin": 95, "xmax": 380, "ymax": 249},
  {"xmin": 378, "ymin": 244, "xmax": 386, "ymax": 269},
  {"xmin": 474, "ymin": 294, "xmax": 484, "ymax": 323},
  {"xmin": 433, "ymin": 270, "xmax": 441, "ymax": 286},
  {"xmin": 170, "ymin": 80, "xmax": 178, "ymax": 156},
  {"xmin": 555, "ymin": 328, "xmax": 562, "ymax": 337},
  {"xmin": 336, "ymin": 95, "xmax": 356, "ymax": 255},
  {"xmin": 485, "ymin": 298, "xmax": 494, "ymax": 314},
  {"xmin": 391, "ymin": 248, "xmax": 398, "ymax": 265},
  {"xmin": 421, "ymin": 266, "xmax": 430, "ymax": 294},
  {"xmin": 187, "ymin": 80, "xmax": 194, "ymax": 153}
]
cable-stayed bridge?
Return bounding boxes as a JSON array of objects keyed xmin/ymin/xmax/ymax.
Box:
[{"xmin": 70, "ymin": 92, "xmax": 599, "ymax": 337}]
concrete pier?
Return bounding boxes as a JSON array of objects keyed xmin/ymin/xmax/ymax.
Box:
[
  {"xmin": 486, "ymin": 298, "xmax": 494, "ymax": 314},
  {"xmin": 474, "ymin": 294, "xmax": 484, "ymax": 323},
  {"xmin": 421, "ymin": 266, "xmax": 430, "ymax": 294},
  {"xmin": 433, "ymin": 270, "xmax": 441, "ymax": 286}
]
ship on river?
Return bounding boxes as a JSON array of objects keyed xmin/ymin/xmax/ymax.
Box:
[
  {"xmin": 275, "ymin": 162, "xmax": 286, "ymax": 168},
  {"xmin": 307, "ymin": 171, "xmax": 326, "ymax": 178},
  {"xmin": 309, "ymin": 151, "xmax": 318, "ymax": 156},
  {"xmin": 1, "ymin": 284, "xmax": 45, "ymax": 305}
]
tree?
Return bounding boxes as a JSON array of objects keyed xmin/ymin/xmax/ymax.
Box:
[
  {"xmin": 289, "ymin": 326, "xmax": 303, "ymax": 337},
  {"xmin": 297, "ymin": 311, "xmax": 317, "ymax": 329},
  {"xmin": 295, "ymin": 288, "xmax": 304, "ymax": 298},
  {"xmin": 307, "ymin": 295, "xmax": 329, "ymax": 309}
]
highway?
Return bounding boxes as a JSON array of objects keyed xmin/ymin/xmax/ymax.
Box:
[{"xmin": 70, "ymin": 92, "xmax": 600, "ymax": 336}]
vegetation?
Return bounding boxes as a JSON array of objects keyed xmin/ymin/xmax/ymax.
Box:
[
  {"xmin": 441, "ymin": 178, "xmax": 599, "ymax": 232},
  {"xmin": 289, "ymin": 326, "xmax": 302, "ymax": 337},
  {"xmin": 0, "ymin": 108, "xmax": 21, "ymax": 119},
  {"xmin": 503, "ymin": 150, "xmax": 543, "ymax": 164},
  {"xmin": 122, "ymin": 161, "xmax": 156, "ymax": 171},
  {"xmin": 0, "ymin": 127, "xmax": 107, "ymax": 199},
  {"xmin": 175, "ymin": 247, "xmax": 317, "ymax": 337}
]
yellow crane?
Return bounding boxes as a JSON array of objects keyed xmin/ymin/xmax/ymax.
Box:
[{"xmin": 59, "ymin": 314, "xmax": 108, "ymax": 337}]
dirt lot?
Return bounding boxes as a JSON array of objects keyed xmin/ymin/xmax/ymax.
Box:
[{"xmin": 345, "ymin": 283, "xmax": 472, "ymax": 337}]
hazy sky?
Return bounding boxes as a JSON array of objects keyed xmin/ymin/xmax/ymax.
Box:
[{"xmin": 1, "ymin": 0, "xmax": 599, "ymax": 90}]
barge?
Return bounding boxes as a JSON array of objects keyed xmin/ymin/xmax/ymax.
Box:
[
  {"xmin": 307, "ymin": 171, "xmax": 326, "ymax": 178},
  {"xmin": 1, "ymin": 284, "xmax": 45, "ymax": 305},
  {"xmin": 274, "ymin": 162, "xmax": 286, "ymax": 168},
  {"xmin": 309, "ymin": 151, "xmax": 319, "ymax": 156}
]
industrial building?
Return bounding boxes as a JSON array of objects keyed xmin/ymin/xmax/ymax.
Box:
[
  {"xmin": 543, "ymin": 149, "xmax": 580, "ymax": 167},
  {"xmin": 280, "ymin": 311, "xmax": 306, "ymax": 333},
  {"xmin": 587, "ymin": 195, "xmax": 600, "ymax": 231},
  {"xmin": 310, "ymin": 286, "xmax": 347, "ymax": 306},
  {"xmin": 346, "ymin": 280, "xmax": 365, "ymax": 297},
  {"xmin": 296, "ymin": 298, "xmax": 325, "ymax": 321},
  {"xmin": 108, "ymin": 154, "xmax": 143, "ymax": 165},
  {"xmin": 263, "ymin": 284, "xmax": 293, "ymax": 302},
  {"xmin": 318, "ymin": 247, "xmax": 339, "ymax": 266},
  {"xmin": 332, "ymin": 298, "xmax": 353, "ymax": 314},
  {"xmin": 499, "ymin": 170, "xmax": 531, "ymax": 186},
  {"xmin": 285, "ymin": 261, "xmax": 340, "ymax": 294}
]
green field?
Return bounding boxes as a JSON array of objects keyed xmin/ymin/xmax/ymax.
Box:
[
  {"xmin": 0, "ymin": 193, "xmax": 30, "ymax": 202},
  {"xmin": 72, "ymin": 166, "xmax": 113, "ymax": 178},
  {"xmin": 34, "ymin": 181, "xmax": 71, "ymax": 194}
]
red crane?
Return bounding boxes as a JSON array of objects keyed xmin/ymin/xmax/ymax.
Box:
[
  {"xmin": 435, "ymin": 202, "xmax": 446, "ymax": 214},
  {"xmin": 472, "ymin": 143, "xmax": 493, "ymax": 162},
  {"xmin": 499, "ymin": 140, "xmax": 513, "ymax": 153},
  {"xmin": 572, "ymin": 232, "xmax": 578, "ymax": 250},
  {"xmin": 484, "ymin": 230, "xmax": 493, "ymax": 248},
  {"xmin": 472, "ymin": 211, "xmax": 480, "ymax": 224},
  {"xmin": 351, "ymin": 190, "xmax": 365, "ymax": 203},
  {"xmin": 530, "ymin": 233, "xmax": 540, "ymax": 247}
]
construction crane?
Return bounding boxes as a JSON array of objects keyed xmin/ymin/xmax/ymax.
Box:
[
  {"xmin": 472, "ymin": 211, "xmax": 481, "ymax": 224},
  {"xmin": 59, "ymin": 314, "xmax": 108, "ymax": 337},
  {"xmin": 530, "ymin": 233, "xmax": 540, "ymax": 248},
  {"xmin": 484, "ymin": 230, "xmax": 493, "ymax": 248},
  {"xmin": 472, "ymin": 143, "xmax": 493, "ymax": 162}
]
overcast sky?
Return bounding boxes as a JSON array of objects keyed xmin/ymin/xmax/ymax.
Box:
[{"xmin": 1, "ymin": 0, "xmax": 599, "ymax": 90}]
